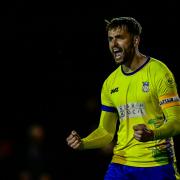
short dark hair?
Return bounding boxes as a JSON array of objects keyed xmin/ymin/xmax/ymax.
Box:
[{"xmin": 105, "ymin": 17, "xmax": 142, "ymax": 36}]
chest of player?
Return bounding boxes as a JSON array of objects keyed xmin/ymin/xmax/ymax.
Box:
[{"xmin": 109, "ymin": 73, "xmax": 154, "ymax": 107}]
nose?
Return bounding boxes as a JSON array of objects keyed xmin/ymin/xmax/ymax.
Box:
[{"xmin": 111, "ymin": 38, "xmax": 118, "ymax": 46}]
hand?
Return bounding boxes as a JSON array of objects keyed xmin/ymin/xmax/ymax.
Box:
[
  {"xmin": 133, "ymin": 124, "xmax": 154, "ymax": 142},
  {"xmin": 66, "ymin": 130, "xmax": 83, "ymax": 150}
]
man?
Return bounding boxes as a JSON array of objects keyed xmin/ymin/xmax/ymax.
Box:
[{"xmin": 66, "ymin": 17, "xmax": 180, "ymax": 179}]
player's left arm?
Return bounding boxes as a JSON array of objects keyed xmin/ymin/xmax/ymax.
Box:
[
  {"xmin": 134, "ymin": 65, "xmax": 180, "ymax": 141},
  {"xmin": 153, "ymin": 67, "xmax": 180, "ymax": 140},
  {"xmin": 153, "ymin": 105, "xmax": 180, "ymax": 139}
]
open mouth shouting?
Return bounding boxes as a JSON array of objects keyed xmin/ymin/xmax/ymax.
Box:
[{"xmin": 112, "ymin": 47, "xmax": 124, "ymax": 63}]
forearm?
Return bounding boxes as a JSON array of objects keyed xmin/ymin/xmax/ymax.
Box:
[
  {"xmin": 81, "ymin": 127, "xmax": 114, "ymax": 149},
  {"xmin": 153, "ymin": 106, "xmax": 180, "ymax": 140},
  {"xmin": 81, "ymin": 111, "xmax": 118, "ymax": 149}
]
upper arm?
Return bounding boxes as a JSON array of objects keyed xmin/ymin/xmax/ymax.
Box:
[
  {"xmin": 100, "ymin": 79, "xmax": 118, "ymax": 136},
  {"xmin": 99, "ymin": 110, "xmax": 118, "ymax": 137},
  {"xmin": 155, "ymin": 65, "xmax": 180, "ymax": 111}
]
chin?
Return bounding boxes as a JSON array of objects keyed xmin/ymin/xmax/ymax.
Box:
[{"xmin": 115, "ymin": 59, "xmax": 124, "ymax": 65}]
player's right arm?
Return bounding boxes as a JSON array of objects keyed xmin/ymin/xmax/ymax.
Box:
[
  {"xmin": 66, "ymin": 130, "xmax": 82, "ymax": 150},
  {"xmin": 66, "ymin": 77, "xmax": 118, "ymax": 150},
  {"xmin": 81, "ymin": 110, "xmax": 118, "ymax": 149},
  {"xmin": 66, "ymin": 110, "xmax": 118, "ymax": 150}
]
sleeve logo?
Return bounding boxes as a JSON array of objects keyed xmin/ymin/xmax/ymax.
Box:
[{"xmin": 165, "ymin": 73, "xmax": 175, "ymax": 88}]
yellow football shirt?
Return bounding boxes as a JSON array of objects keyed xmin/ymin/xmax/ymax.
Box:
[{"xmin": 101, "ymin": 57, "xmax": 180, "ymax": 167}]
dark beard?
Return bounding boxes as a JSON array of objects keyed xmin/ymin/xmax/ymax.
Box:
[{"xmin": 121, "ymin": 43, "xmax": 135, "ymax": 66}]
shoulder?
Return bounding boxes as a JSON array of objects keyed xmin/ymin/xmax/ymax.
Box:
[
  {"xmin": 148, "ymin": 57, "xmax": 172, "ymax": 74},
  {"xmin": 145, "ymin": 57, "xmax": 175, "ymax": 84},
  {"xmin": 102, "ymin": 66, "xmax": 121, "ymax": 87},
  {"xmin": 148, "ymin": 57, "xmax": 176, "ymax": 87}
]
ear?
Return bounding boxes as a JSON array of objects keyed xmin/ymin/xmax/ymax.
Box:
[{"xmin": 134, "ymin": 36, "xmax": 140, "ymax": 46}]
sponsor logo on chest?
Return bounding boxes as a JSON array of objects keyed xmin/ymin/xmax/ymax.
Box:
[{"xmin": 111, "ymin": 87, "xmax": 119, "ymax": 94}]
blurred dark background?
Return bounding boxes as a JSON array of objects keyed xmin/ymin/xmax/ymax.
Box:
[{"xmin": 1, "ymin": 1, "xmax": 180, "ymax": 180}]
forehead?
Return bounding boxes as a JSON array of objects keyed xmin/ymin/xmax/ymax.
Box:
[{"xmin": 108, "ymin": 26, "xmax": 130, "ymax": 37}]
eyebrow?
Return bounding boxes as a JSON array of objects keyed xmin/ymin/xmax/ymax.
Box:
[{"xmin": 108, "ymin": 34, "xmax": 125, "ymax": 40}]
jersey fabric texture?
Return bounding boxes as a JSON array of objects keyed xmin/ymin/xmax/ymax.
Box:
[{"xmin": 101, "ymin": 57, "xmax": 180, "ymax": 167}]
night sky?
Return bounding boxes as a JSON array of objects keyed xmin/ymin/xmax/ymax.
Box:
[{"xmin": 1, "ymin": 1, "xmax": 180, "ymax": 179}]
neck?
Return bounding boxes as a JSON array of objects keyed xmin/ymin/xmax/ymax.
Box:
[{"xmin": 122, "ymin": 51, "xmax": 147, "ymax": 72}]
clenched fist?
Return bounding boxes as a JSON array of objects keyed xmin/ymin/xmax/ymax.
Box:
[
  {"xmin": 133, "ymin": 124, "xmax": 154, "ymax": 142},
  {"xmin": 66, "ymin": 130, "xmax": 83, "ymax": 150}
]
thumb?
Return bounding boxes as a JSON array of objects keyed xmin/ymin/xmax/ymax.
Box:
[
  {"xmin": 72, "ymin": 130, "xmax": 77, "ymax": 136},
  {"xmin": 72, "ymin": 130, "xmax": 81, "ymax": 138},
  {"xmin": 133, "ymin": 124, "xmax": 147, "ymax": 131}
]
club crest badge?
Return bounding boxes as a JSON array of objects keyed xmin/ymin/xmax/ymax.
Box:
[{"xmin": 142, "ymin": 82, "xmax": 149, "ymax": 92}]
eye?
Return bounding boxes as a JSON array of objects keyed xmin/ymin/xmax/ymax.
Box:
[
  {"xmin": 115, "ymin": 35, "xmax": 125, "ymax": 40},
  {"xmin": 108, "ymin": 37, "xmax": 113, "ymax": 42}
]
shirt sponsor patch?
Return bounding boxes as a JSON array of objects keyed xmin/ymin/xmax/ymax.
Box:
[{"xmin": 117, "ymin": 103, "xmax": 146, "ymax": 120}]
